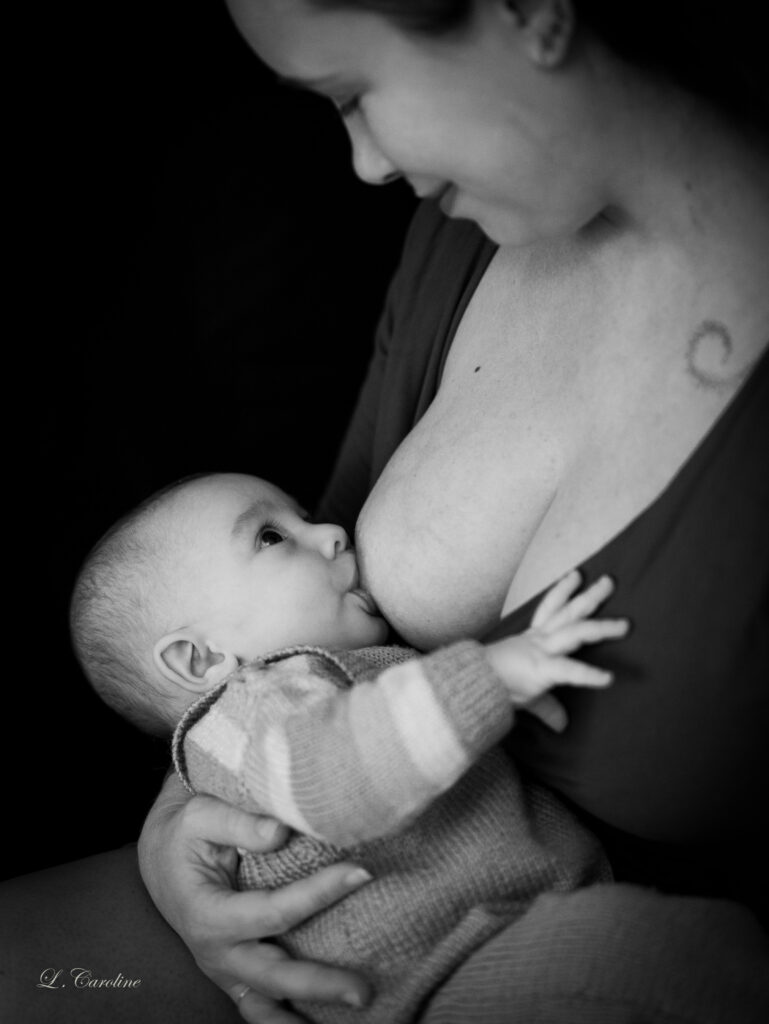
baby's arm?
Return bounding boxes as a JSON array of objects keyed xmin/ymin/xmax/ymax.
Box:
[
  {"xmin": 176, "ymin": 642, "xmax": 514, "ymax": 848},
  {"xmin": 176, "ymin": 574, "xmax": 626, "ymax": 848}
]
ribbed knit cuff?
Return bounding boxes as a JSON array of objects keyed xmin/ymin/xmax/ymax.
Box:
[{"xmin": 418, "ymin": 639, "xmax": 513, "ymax": 758}]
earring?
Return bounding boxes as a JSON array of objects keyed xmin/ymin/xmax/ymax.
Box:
[
  {"xmin": 531, "ymin": 0, "xmax": 574, "ymax": 68},
  {"xmin": 505, "ymin": 0, "xmax": 526, "ymax": 22}
]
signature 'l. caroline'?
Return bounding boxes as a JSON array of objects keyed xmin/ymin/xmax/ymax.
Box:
[{"xmin": 37, "ymin": 967, "xmax": 142, "ymax": 989}]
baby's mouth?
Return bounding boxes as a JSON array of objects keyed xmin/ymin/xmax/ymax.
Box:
[
  {"xmin": 347, "ymin": 552, "xmax": 380, "ymax": 616},
  {"xmin": 351, "ymin": 587, "xmax": 380, "ymax": 617}
]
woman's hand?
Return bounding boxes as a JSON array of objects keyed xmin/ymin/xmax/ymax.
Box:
[
  {"xmin": 486, "ymin": 572, "xmax": 629, "ymax": 731},
  {"xmin": 138, "ymin": 773, "xmax": 373, "ymax": 1023}
]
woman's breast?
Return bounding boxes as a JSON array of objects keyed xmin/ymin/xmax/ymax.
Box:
[
  {"xmin": 355, "ymin": 267, "xmax": 578, "ymax": 649},
  {"xmin": 356, "ymin": 394, "xmax": 563, "ymax": 649}
]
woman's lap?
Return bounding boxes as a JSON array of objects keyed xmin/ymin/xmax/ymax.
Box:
[
  {"xmin": 420, "ymin": 883, "xmax": 769, "ymax": 1024},
  {"xmin": 6, "ymin": 853, "xmax": 768, "ymax": 1024},
  {"xmin": 0, "ymin": 844, "xmax": 237, "ymax": 1024}
]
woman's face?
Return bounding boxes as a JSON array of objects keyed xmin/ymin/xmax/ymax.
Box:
[{"xmin": 226, "ymin": 0, "xmax": 613, "ymax": 246}]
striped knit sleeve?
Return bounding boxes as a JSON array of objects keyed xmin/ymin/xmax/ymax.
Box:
[{"xmin": 177, "ymin": 641, "xmax": 513, "ymax": 847}]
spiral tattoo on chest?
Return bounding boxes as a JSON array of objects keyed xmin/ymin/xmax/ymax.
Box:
[{"xmin": 686, "ymin": 320, "xmax": 750, "ymax": 391}]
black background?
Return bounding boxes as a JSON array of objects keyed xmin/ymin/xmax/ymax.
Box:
[{"xmin": 8, "ymin": 0, "xmax": 414, "ymax": 881}]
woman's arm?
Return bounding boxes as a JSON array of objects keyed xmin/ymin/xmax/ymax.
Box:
[{"xmin": 137, "ymin": 773, "xmax": 374, "ymax": 1022}]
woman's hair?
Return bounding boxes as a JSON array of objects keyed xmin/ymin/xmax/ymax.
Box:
[
  {"xmin": 574, "ymin": 1, "xmax": 768, "ymax": 127},
  {"xmin": 307, "ymin": 0, "xmax": 768, "ymax": 126},
  {"xmin": 306, "ymin": 0, "xmax": 470, "ymax": 34}
]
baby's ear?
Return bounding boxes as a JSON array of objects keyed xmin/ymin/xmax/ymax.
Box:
[{"xmin": 153, "ymin": 632, "xmax": 238, "ymax": 694}]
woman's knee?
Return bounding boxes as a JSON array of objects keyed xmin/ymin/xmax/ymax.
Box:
[{"xmin": 0, "ymin": 845, "xmax": 238, "ymax": 1024}]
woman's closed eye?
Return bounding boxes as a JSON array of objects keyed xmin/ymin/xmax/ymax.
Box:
[{"xmin": 334, "ymin": 96, "xmax": 360, "ymax": 119}]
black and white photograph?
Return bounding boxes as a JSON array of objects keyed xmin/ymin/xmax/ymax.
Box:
[{"xmin": 3, "ymin": 2, "xmax": 768, "ymax": 1022}]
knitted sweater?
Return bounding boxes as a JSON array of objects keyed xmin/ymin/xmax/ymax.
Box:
[{"xmin": 173, "ymin": 642, "xmax": 610, "ymax": 1024}]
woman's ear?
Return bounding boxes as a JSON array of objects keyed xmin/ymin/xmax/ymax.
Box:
[
  {"xmin": 502, "ymin": 0, "xmax": 575, "ymax": 68},
  {"xmin": 153, "ymin": 631, "xmax": 239, "ymax": 694}
]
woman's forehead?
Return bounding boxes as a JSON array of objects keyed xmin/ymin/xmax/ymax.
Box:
[{"xmin": 224, "ymin": 0, "xmax": 415, "ymax": 77}]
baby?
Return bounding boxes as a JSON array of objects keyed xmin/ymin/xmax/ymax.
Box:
[{"xmin": 71, "ymin": 471, "xmax": 628, "ymax": 1024}]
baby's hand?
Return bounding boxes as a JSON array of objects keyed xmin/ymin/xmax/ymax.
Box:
[{"xmin": 485, "ymin": 571, "xmax": 629, "ymax": 730}]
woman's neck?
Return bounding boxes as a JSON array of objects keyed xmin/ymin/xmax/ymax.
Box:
[
  {"xmin": 550, "ymin": 52, "xmax": 769, "ymax": 372},
  {"xmin": 596, "ymin": 60, "xmax": 769, "ymax": 261}
]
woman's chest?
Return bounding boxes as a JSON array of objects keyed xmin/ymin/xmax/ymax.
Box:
[{"xmin": 357, "ymin": 245, "xmax": 756, "ymax": 648}]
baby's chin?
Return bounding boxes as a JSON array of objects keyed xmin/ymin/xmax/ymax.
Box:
[
  {"xmin": 343, "ymin": 614, "xmax": 388, "ymax": 649},
  {"xmin": 348, "ymin": 601, "xmax": 390, "ymax": 648},
  {"xmin": 365, "ymin": 615, "xmax": 391, "ymax": 646}
]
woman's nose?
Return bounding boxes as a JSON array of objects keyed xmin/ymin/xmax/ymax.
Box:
[
  {"xmin": 306, "ymin": 522, "xmax": 350, "ymax": 560},
  {"xmin": 347, "ymin": 122, "xmax": 400, "ymax": 186}
]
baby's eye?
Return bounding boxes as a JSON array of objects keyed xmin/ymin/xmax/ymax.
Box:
[{"xmin": 258, "ymin": 526, "xmax": 285, "ymax": 549}]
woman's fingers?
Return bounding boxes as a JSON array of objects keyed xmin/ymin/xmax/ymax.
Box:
[
  {"xmin": 139, "ymin": 781, "xmax": 374, "ymax": 1017},
  {"xmin": 181, "ymin": 796, "xmax": 291, "ymax": 852},
  {"xmin": 228, "ymin": 980, "xmax": 306, "ymax": 1024},
  {"xmin": 530, "ymin": 570, "xmax": 583, "ymax": 628},
  {"xmin": 214, "ymin": 862, "xmax": 373, "ymax": 943},
  {"xmin": 256, "ymin": 864, "xmax": 374, "ymax": 937},
  {"xmin": 237, "ymin": 990, "xmax": 305, "ymax": 1024},
  {"xmin": 229, "ymin": 942, "xmax": 371, "ymax": 1008},
  {"xmin": 542, "ymin": 617, "xmax": 630, "ymax": 654}
]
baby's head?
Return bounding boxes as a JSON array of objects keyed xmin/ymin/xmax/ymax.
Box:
[{"xmin": 70, "ymin": 472, "xmax": 387, "ymax": 735}]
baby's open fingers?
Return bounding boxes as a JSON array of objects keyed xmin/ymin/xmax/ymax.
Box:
[
  {"xmin": 541, "ymin": 617, "xmax": 630, "ymax": 654},
  {"xmin": 523, "ymin": 693, "xmax": 569, "ymax": 732},
  {"xmin": 540, "ymin": 575, "xmax": 616, "ymax": 632},
  {"xmin": 547, "ymin": 656, "xmax": 614, "ymax": 688},
  {"xmin": 530, "ymin": 570, "xmax": 583, "ymax": 628}
]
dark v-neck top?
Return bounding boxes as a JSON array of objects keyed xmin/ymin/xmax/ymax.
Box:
[{"xmin": 318, "ymin": 200, "xmax": 769, "ymax": 924}]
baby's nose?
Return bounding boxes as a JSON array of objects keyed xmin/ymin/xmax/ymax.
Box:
[{"xmin": 309, "ymin": 522, "xmax": 350, "ymax": 559}]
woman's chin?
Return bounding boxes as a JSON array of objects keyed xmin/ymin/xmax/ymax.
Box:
[
  {"xmin": 480, "ymin": 215, "xmax": 568, "ymax": 248},
  {"xmin": 453, "ymin": 196, "xmax": 596, "ymax": 249}
]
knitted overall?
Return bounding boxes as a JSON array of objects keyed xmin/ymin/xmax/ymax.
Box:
[{"xmin": 174, "ymin": 644, "xmax": 610, "ymax": 1024}]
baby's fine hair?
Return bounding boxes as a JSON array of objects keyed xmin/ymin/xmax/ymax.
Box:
[{"xmin": 70, "ymin": 474, "xmax": 212, "ymax": 736}]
